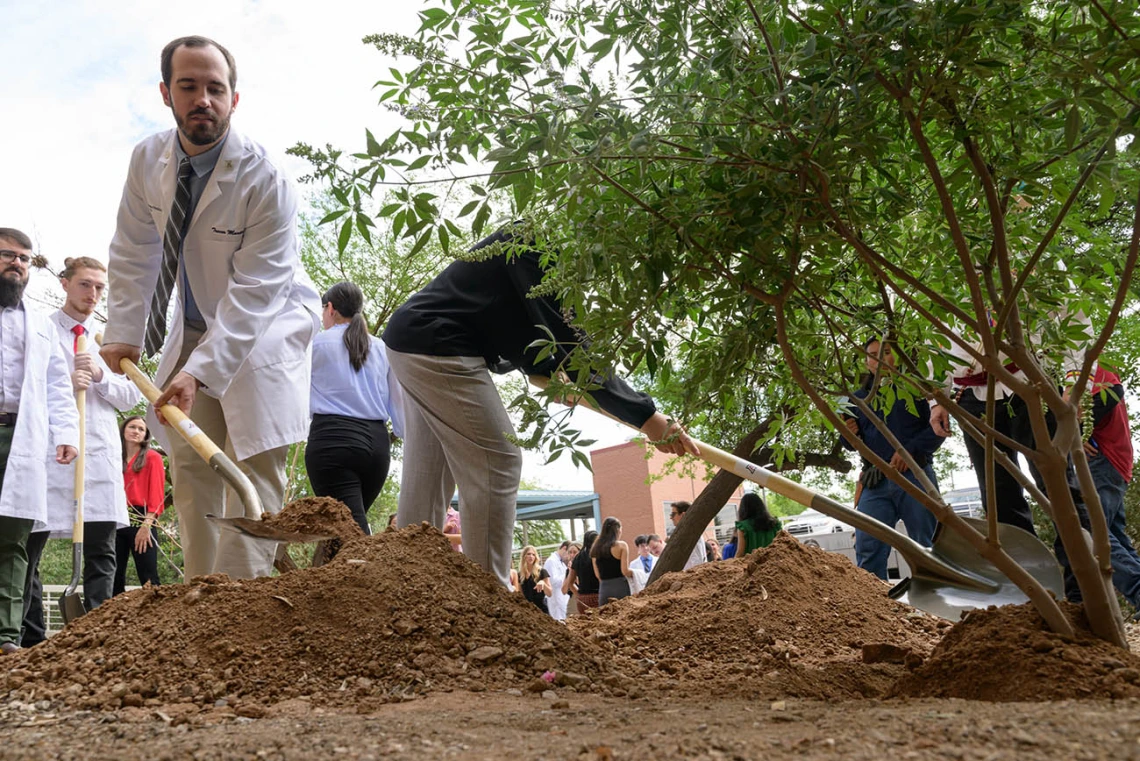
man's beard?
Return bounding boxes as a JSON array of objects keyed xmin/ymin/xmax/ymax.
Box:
[
  {"xmin": 0, "ymin": 274, "xmax": 27, "ymax": 308},
  {"xmin": 174, "ymin": 107, "xmax": 230, "ymax": 147}
]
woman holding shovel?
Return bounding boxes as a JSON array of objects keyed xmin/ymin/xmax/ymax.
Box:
[{"xmin": 307, "ymin": 282, "xmax": 404, "ymax": 535}]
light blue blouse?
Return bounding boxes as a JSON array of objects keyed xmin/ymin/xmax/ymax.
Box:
[{"xmin": 309, "ymin": 325, "xmax": 404, "ymax": 437}]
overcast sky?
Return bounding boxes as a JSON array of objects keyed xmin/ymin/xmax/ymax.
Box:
[{"xmin": 0, "ymin": 0, "xmax": 637, "ymax": 491}]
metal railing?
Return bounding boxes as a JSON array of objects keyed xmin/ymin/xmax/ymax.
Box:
[{"xmin": 41, "ymin": 585, "xmax": 139, "ymax": 637}]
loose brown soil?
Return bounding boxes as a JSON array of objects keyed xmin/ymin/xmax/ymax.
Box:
[
  {"xmin": 893, "ymin": 601, "xmax": 1140, "ymax": 701},
  {"xmin": 260, "ymin": 496, "xmax": 365, "ymax": 541},
  {"xmin": 3, "ymin": 526, "xmax": 1138, "ymax": 759},
  {"xmin": 572, "ymin": 534, "xmax": 948, "ymax": 700}
]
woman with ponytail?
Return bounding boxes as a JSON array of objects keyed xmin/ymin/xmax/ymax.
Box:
[{"xmin": 306, "ymin": 282, "xmax": 404, "ymax": 534}]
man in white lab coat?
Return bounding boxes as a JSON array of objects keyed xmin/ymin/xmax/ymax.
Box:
[
  {"xmin": 543, "ymin": 541, "xmax": 571, "ymax": 621},
  {"xmin": 0, "ymin": 228, "xmax": 79, "ymax": 655},
  {"xmin": 100, "ymin": 36, "xmax": 320, "ymax": 580},
  {"xmin": 21, "ymin": 258, "xmax": 139, "ymax": 646}
]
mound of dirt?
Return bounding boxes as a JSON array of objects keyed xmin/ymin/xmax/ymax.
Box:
[
  {"xmin": 5, "ymin": 525, "xmax": 622, "ymax": 715},
  {"xmin": 260, "ymin": 496, "xmax": 364, "ymax": 541},
  {"xmin": 568, "ymin": 533, "xmax": 946, "ymax": 700},
  {"xmin": 891, "ymin": 602, "xmax": 1140, "ymax": 701}
]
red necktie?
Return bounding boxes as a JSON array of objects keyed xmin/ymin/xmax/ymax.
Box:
[{"xmin": 72, "ymin": 323, "xmax": 86, "ymax": 354}]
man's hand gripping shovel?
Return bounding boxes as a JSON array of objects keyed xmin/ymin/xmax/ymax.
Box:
[{"xmin": 97, "ymin": 335, "xmax": 335, "ymax": 548}]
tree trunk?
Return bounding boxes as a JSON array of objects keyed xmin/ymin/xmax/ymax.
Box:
[{"xmin": 647, "ymin": 426, "xmax": 850, "ymax": 584}]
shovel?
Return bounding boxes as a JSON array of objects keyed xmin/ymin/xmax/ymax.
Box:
[
  {"xmin": 59, "ymin": 335, "xmax": 87, "ymax": 624},
  {"xmin": 100, "ymin": 340, "xmax": 336, "ymax": 546},
  {"xmin": 530, "ymin": 376, "xmax": 1062, "ymax": 620}
]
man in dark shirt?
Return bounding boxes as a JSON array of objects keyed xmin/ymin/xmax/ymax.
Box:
[
  {"xmin": 842, "ymin": 339, "xmax": 943, "ymax": 580},
  {"xmin": 383, "ymin": 227, "xmax": 697, "ymax": 588}
]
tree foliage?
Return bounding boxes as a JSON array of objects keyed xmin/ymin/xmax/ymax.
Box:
[{"xmin": 301, "ymin": 0, "xmax": 1140, "ymax": 644}]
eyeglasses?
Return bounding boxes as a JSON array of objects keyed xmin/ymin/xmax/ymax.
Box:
[
  {"xmin": 0, "ymin": 250, "xmax": 32, "ymax": 265},
  {"xmin": 669, "ymin": 511, "xmax": 679, "ymax": 517}
]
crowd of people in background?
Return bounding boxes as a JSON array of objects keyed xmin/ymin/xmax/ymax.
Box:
[{"xmin": 513, "ymin": 493, "xmax": 781, "ymax": 620}]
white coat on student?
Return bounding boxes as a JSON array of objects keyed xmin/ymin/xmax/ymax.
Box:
[
  {"xmin": 41, "ymin": 310, "xmax": 139, "ymax": 536},
  {"xmin": 0, "ymin": 309, "xmax": 80, "ymax": 528}
]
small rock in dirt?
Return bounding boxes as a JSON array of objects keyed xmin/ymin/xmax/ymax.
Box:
[
  {"xmin": 556, "ymin": 672, "xmax": 590, "ymax": 688},
  {"xmin": 392, "ymin": 619, "xmax": 421, "ymax": 636},
  {"xmin": 552, "ymin": 699, "xmax": 570, "ymax": 709},
  {"xmin": 770, "ymin": 700, "xmax": 786, "ymax": 711},
  {"xmin": 466, "ymin": 646, "xmax": 503, "ymax": 664},
  {"xmin": 542, "ymin": 690, "xmax": 558, "ymax": 700}
]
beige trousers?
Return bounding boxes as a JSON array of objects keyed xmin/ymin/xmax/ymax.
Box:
[
  {"xmin": 387, "ymin": 350, "xmax": 521, "ymax": 588},
  {"xmin": 167, "ymin": 326, "xmax": 287, "ymax": 580}
]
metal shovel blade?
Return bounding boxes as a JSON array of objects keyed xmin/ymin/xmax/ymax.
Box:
[
  {"xmin": 900, "ymin": 517, "xmax": 1063, "ymax": 620},
  {"xmin": 59, "ymin": 543, "xmax": 85, "ymax": 624},
  {"xmin": 205, "ymin": 514, "xmax": 337, "ymax": 544}
]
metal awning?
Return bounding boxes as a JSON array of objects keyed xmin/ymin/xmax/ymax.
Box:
[{"xmin": 450, "ymin": 489, "xmax": 600, "ymax": 525}]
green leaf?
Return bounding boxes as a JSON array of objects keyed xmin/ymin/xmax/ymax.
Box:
[
  {"xmin": 318, "ymin": 209, "xmax": 349, "ymax": 225},
  {"xmin": 337, "ymin": 217, "xmax": 353, "ymax": 254},
  {"xmin": 1064, "ymin": 105, "xmax": 1080, "ymax": 149}
]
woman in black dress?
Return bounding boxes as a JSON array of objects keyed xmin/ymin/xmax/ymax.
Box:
[
  {"xmin": 563, "ymin": 530, "xmax": 599, "ymax": 613},
  {"xmin": 516, "ymin": 545, "xmax": 552, "ymax": 613},
  {"xmin": 591, "ymin": 517, "xmax": 633, "ymax": 606}
]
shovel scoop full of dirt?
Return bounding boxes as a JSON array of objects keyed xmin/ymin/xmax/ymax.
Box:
[{"xmin": 258, "ymin": 496, "xmax": 366, "ymax": 543}]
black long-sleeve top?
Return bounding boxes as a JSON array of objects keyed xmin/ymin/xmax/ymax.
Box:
[{"xmin": 383, "ymin": 229, "xmax": 657, "ymax": 428}]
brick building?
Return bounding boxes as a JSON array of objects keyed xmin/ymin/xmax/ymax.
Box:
[{"xmin": 590, "ymin": 440, "xmax": 747, "ymax": 543}]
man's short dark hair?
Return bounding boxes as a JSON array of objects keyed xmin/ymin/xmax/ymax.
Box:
[
  {"xmin": 634, "ymin": 534, "xmax": 648, "ymax": 547},
  {"xmin": 0, "ymin": 228, "xmax": 33, "ymax": 251},
  {"xmin": 648, "ymin": 534, "xmax": 661, "ymax": 543},
  {"xmin": 161, "ymin": 36, "xmax": 237, "ymax": 92},
  {"xmin": 673, "ymin": 501, "xmax": 692, "ymax": 515},
  {"xmin": 559, "ymin": 540, "xmax": 571, "ymax": 550}
]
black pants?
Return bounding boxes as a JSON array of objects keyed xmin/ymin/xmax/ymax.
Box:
[
  {"xmin": 21, "ymin": 521, "xmax": 118, "ymax": 647},
  {"xmin": 958, "ymin": 392, "xmax": 1089, "ymax": 599},
  {"xmin": 114, "ymin": 505, "xmax": 160, "ymax": 596},
  {"xmin": 305, "ymin": 415, "xmax": 391, "ymax": 535}
]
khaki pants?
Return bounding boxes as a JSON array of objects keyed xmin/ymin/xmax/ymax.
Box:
[
  {"xmin": 387, "ymin": 350, "xmax": 521, "ymax": 588},
  {"xmin": 167, "ymin": 326, "xmax": 287, "ymax": 580}
]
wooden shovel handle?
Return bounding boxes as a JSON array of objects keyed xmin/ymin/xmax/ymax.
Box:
[
  {"xmin": 98, "ymin": 339, "xmax": 224, "ymax": 464},
  {"xmin": 72, "ymin": 334, "xmax": 86, "ymax": 544}
]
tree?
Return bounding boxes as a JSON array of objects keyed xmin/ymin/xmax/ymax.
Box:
[{"xmin": 301, "ymin": 0, "xmax": 1140, "ymax": 646}]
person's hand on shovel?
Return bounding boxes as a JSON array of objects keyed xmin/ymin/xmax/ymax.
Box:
[
  {"xmin": 56, "ymin": 445, "xmax": 77, "ymax": 465},
  {"xmin": 154, "ymin": 371, "xmax": 202, "ymax": 423},
  {"xmin": 639, "ymin": 412, "xmax": 701, "ymax": 457},
  {"xmin": 99, "ymin": 342, "xmax": 140, "ymax": 376}
]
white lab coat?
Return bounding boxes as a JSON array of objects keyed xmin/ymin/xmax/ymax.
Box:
[
  {"xmin": 544, "ymin": 553, "xmax": 569, "ymax": 621},
  {"xmin": 105, "ymin": 129, "xmax": 320, "ymax": 460},
  {"xmin": 0, "ymin": 307, "xmax": 80, "ymax": 528},
  {"xmin": 42, "ymin": 311, "xmax": 139, "ymax": 535}
]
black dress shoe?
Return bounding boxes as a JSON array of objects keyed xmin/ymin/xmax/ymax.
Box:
[{"xmin": 0, "ymin": 641, "xmax": 20, "ymax": 655}]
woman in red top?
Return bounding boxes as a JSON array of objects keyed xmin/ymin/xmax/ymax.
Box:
[{"xmin": 114, "ymin": 416, "xmax": 167, "ymax": 595}]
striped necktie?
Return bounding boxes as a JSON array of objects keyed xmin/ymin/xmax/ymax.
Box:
[{"xmin": 143, "ymin": 157, "xmax": 193, "ymax": 357}]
